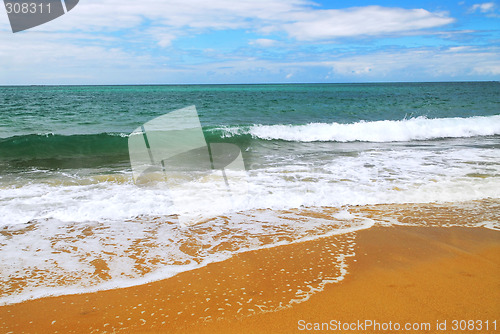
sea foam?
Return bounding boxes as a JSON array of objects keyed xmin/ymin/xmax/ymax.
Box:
[{"xmin": 240, "ymin": 115, "xmax": 500, "ymax": 142}]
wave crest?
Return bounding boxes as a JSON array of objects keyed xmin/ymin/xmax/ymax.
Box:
[{"xmin": 234, "ymin": 115, "xmax": 500, "ymax": 142}]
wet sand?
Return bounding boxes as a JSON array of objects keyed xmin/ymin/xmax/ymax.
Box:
[{"xmin": 0, "ymin": 225, "xmax": 498, "ymax": 333}]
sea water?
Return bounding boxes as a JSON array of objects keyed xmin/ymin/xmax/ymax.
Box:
[{"xmin": 0, "ymin": 82, "xmax": 499, "ymax": 305}]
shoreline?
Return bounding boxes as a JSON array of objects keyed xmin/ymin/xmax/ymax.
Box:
[{"xmin": 0, "ymin": 225, "xmax": 498, "ymax": 333}]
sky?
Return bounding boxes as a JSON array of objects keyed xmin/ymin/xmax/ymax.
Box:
[{"xmin": 0, "ymin": 0, "xmax": 499, "ymax": 84}]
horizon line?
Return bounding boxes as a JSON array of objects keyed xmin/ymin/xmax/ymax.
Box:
[{"xmin": 0, "ymin": 80, "xmax": 498, "ymax": 87}]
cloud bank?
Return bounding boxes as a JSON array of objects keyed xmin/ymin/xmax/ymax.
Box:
[{"xmin": 0, "ymin": 0, "xmax": 498, "ymax": 84}]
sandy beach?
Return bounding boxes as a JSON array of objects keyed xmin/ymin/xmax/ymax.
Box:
[{"xmin": 0, "ymin": 224, "xmax": 498, "ymax": 334}]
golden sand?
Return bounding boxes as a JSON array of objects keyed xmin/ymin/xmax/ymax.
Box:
[{"xmin": 0, "ymin": 225, "xmax": 498, "ymax": 333}]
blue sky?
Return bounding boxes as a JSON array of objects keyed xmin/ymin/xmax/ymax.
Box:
[{"xmin": 0, "ymin": 0, "xmax": 499, "ymax": 84}]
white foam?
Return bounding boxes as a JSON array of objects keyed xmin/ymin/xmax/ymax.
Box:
[
  {"xmin": 0, "ymin": 180, "xmax": 177, "ymax": 226},
  {"xmin": 0, "ymin": 209, "xmax": 373, "ymax": 306},
  {"xmin": 480, "ymin": 221, "xmax": 500, "ymax": 231},
  {"xmin": 1, "ymin": 140, "xmax": 499, "ymax": 227},
  {"xmin": 235, "ymin": 115, "xmax": 500, "ymax": 142}
]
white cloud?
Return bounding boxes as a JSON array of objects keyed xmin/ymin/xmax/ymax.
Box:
[
  {"xmin": 1, "ymin": 1, "xmax": 455, "ymax": 44},
  {"xmin": 469, "ymin": 2, "xmax": 496, "ymax": 13},
  {"xmin": 279, "ymin": 6, "xmax": 454, "ymax": 41},
  {"xmin": 187, "ymin": 46, "xmax": 500, "ymax": 81},
  {"xmin": 22, "ymin": 0, "xmax": 310, "ymax": 33},
  {"xmin": 249, "ymin": 38, "xmax": 278, "ymax": 47},
  {"xmin": 146, "ymin": 28, "xmax": 179, "ymax": 48},
  {"xmin": 0, "ymin": 31, "xmax": 158, "ymax": 84},
  {"xmin": 1, "ymin": 38, "xmax": 499, "ymax": 84},
  {"xmin": 322, "ymin": 47, "xmax": 500, "ymax": 79},
  {"xmin": 151, "ymin": 46, "xmax": 500, "ymax": 82}
]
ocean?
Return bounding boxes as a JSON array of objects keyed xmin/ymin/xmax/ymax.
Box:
[{"xmin": 0, "ymin": 82, "xmax": 499, "ymax": 306}]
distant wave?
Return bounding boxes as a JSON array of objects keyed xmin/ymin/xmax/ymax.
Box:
[{"xmin": 218, "ymin": 115, "xmax": 500, "ymax": 142}]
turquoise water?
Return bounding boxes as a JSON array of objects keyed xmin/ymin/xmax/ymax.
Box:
[
  {"xmin": 1, "ymin": 82, "xmax": 499, "ymax": 169},
  {"xmin": 2, "ymin": 82, "xmax": 499, "ymax": 135},
  {"xmin": 0, "ymin": 82, "xmax": 499, "ymax": 305}
]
